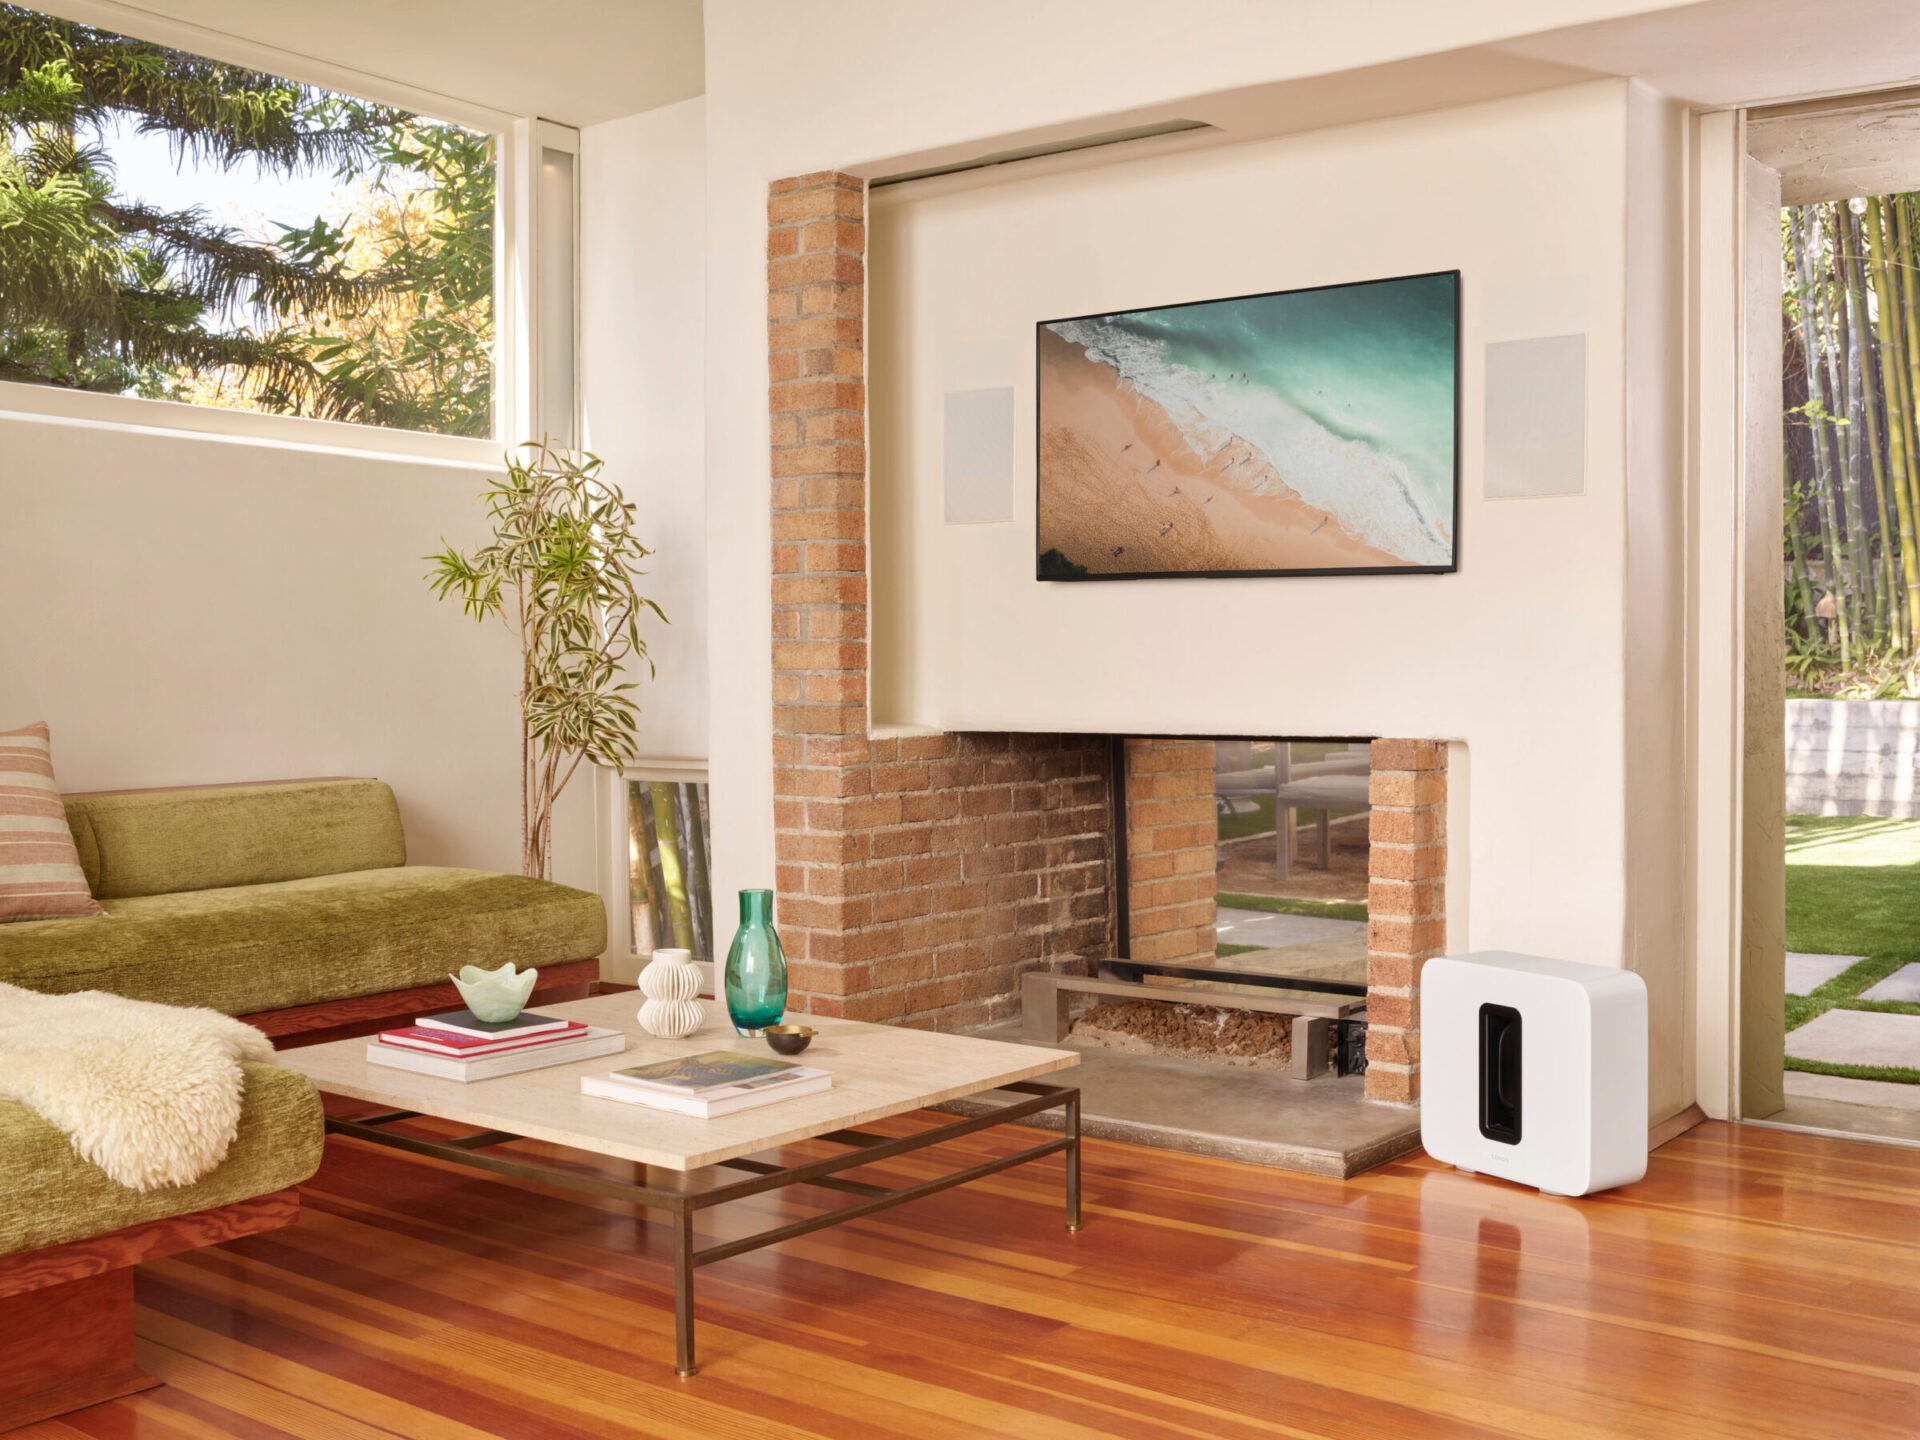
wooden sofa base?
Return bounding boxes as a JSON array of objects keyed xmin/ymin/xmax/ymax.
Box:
[
  {"xmin": 0, "ymin": 1269, "xmax": 157, "ymax": 1430},
  {"xmin": 242, "ymin": 958, "xmax": 602, "ymax": 1047},
  {"xmin": 0, "ymin": 1190, "xmax": 299, "ymax": 1433}
]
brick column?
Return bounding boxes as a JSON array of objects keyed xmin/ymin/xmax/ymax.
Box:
[
  {"xmin": 1365, "ymin": 739, "xmax": 1448, "ymax": 1104},
  {"xmin": 767, "ymin": 174, "xmax": 1113, "ymax": 1030},
  {"xmin": 768, "ymin": 170, "xmax": 871, "ymax": 1013},
  {"xmin": 768, "ymin": 170, "xmax": 868, "ymax": 744},
  {"xmin": 1123, "ymin": 739, "xmax": 1218, "ymax": 965}
]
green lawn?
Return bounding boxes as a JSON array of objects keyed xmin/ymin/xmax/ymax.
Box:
[
  {"xmin": 1216, "ymin": 792, "xmax": 1365, "ymax": 843},
  {"xmin": 1784, "ymin": 815, "xmax": 1920, "ymax": 1084},
  {"xmin": 1218, "ymin": 794, "xmax": 1276, "ymax": 841},
  {"xmin": 1216, "ymin": 892, "xmax": 1368, "ymax": 923}
]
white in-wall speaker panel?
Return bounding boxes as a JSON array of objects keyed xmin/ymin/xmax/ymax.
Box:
[
  {"xmin": 943, "ymin": 386, "xmax": 1015, "ymax": 524},
  {"xmin": 1484, "ymin": 333, "xmax": 1586, "ymax": 498}
]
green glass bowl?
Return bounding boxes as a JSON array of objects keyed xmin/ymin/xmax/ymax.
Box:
[{"xmin": 449, "ymin": 962, "xmax": 539, "ymax": 1022}]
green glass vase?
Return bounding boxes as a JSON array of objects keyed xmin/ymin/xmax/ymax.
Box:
[{"xmin": 724, "ymin": 888, "xmax": 789, "ymax": 1037}]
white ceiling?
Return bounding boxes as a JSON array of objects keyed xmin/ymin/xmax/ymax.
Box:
[{"xmin": 52, "ymin": 0, "xmax": 705, "ymax": 127}]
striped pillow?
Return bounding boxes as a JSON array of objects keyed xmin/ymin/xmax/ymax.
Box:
[{"xmin": 0, "ymin": 722, "xmax": 105, "ymax": 922}]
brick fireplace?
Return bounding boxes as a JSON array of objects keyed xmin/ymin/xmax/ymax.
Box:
[{"xmin": 766, "ymin": 170, "xmax": 1446, "ymax": 1104}]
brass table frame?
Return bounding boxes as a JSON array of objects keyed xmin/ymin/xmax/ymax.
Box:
[{"xmin": 326, "ymin": 1079, "xmax": 1082, "ymax": 1375}]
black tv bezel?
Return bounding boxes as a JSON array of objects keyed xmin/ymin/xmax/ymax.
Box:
[{"xmin": 1034, "ymin": 268, "xmax": 1463, "ymax": 583}]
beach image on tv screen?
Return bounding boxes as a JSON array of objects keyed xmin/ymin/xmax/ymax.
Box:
[{"xmin": 1036, "ymin": 272, "xmax": 1458, "ymax": 579}]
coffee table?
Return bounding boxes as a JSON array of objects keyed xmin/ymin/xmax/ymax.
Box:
[{"xmin": 278, "ymin": 993, "xmax": 1082, "ymax": 1375}]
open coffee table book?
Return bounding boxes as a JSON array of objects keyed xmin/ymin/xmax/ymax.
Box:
[{"xmin": 279, "ymin": 991, "xmax": 1083, "ymax": 1376}]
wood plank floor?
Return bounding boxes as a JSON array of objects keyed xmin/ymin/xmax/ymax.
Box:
[{"xmin": 10, "ymin": 1119, "xmax": 1918, "ymax": 1439}]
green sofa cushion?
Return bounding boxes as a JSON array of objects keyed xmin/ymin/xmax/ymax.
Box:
[
  {"xmin": 0, "ymin": 866, "xmax": 607, "ymax": 1016},
  {"xmin": 64, "ymin": 779, "xmax": 406, "ymax": 900},
  {"xmin": 0, "ymin": 1061, "xmax": 323, "ymax": 1257}
]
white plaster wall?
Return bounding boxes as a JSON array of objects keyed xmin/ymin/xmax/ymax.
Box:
[
  {"xmin": 868, "ymin": 80, "xmax": 1635, "ymax": 978},
  {"xmin": 581, "ymin": 96, "xmax": 710, "ymax": 766},
  {"xmin": 0, "ymin": 414, "xmax": 596, "ymax": 888},
  {"xmin": 1623, "ymin": 81, "xmax": 1691, "ymax": 1119}
]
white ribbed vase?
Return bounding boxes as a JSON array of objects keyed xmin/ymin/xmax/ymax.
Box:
[{"xmin": 637, "ymin": 948, "xmax": 705, "ymax": 1039}]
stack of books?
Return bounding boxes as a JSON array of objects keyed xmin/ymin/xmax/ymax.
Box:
[
  {"xmin": 581, "ymin": 1050, "xmax": 831, "ymax": 1117},
  {"xmin": 368, "ymin": 1009, "xmax": 625, "ymax": 1081}
]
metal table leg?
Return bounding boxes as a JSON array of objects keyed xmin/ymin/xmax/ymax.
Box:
[
  {"xmin": 674, "ymin": 1207, "xmax": 696, "ymax": 1377},
  {"xmin": 1065, "ymin": 1091, "xmax": 1082, "ymax": 1231}
]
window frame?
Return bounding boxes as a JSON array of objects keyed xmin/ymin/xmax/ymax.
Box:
[
  {"xmin": 531, "ymin": 120, "xmax": 582, "ymax": 451},
  {"xmin": 3, "ymin": 0, "xmax": 553, "ymax": 462}
]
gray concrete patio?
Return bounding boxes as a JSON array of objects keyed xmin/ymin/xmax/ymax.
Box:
[
  {"xmin": 1785, "ymin": 1009, "xmax": 1920, "ymax": 1069},
  {"xmin": 1786, "ymin": 951, "xmax": 1861, "ymax": 993}
]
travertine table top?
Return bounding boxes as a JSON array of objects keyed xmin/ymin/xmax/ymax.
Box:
[{"xmin": 279, "ymin": 992, "xmax": 1078, "ymax": 1171}]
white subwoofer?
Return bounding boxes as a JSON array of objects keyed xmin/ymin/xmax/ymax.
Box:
[{"xmin": 1420, "ymin": 951, "xmax": 1648, "ymax": 1197}]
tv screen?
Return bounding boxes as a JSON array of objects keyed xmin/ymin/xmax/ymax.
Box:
[{"xmin": 1036, "ymin": 270, "xmax": 1460, "ymax": 581}]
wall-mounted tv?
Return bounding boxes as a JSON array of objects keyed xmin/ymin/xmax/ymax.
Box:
[{"xmin": 1036, "ymin": 270, "xmax": 1460, "ymax": 581}]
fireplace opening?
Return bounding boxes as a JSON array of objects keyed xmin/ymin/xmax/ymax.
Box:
[
  {"xmin": 973, "ymin": 733, "xmax": 1443, "ymax": 1172},
  {"xmin": 1090, "ymin": 738, "xmax": 1372, "ymax": 1077}
]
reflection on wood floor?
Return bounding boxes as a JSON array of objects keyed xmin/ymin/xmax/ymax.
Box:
[{"xmin": 12, "ymin": 1118, "xmax": 1919, "ymax": 1439}]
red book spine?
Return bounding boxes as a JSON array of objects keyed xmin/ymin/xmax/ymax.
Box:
[{"xmin": 377, "ymin": 1026, "xmax": 587, "ymax": 1058}]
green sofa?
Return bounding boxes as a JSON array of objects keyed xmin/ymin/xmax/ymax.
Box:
[
  {"xmin": 0, "ymin": 777, "xmax": 607, "ymax": 1025},
  {"xmin": 0, "ymin": 777, "xmax": 604, "ymax": 1426},
  {"xmin": 0, "ymin": 1062, "xmax": 323, "ymax": 1260},
  {"xmin": 0, "ymin": 1060, "xmax": 326, "ymax": 1426}
]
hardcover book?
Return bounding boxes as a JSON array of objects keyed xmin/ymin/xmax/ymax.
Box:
[
  {"xmin": 607, "ymin": 1051, "xmax": 806, "ymax": 1094},
  {"xmin": 378, "ymin": 1025, "xmax": 586, "ymax": 1057},
  {"xmin": 580, "ymin": 1070, "xmax": 832, "ymax": 1118},
  {"xmin": 366, "ymin": 1026, "xmax": 625, "ymax": 1082},
  {"xmin": 415, "ymin": 1009, "xmax": 582, "ymax": 1039}
]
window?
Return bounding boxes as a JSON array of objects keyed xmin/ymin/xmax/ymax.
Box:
[
  {"xmin": 628, "ymin": 776, "xmax": 714, "ymax": 966},
  {"xmin": 0, "ymin": 6, "xmax": 495, "ymax": 437}
]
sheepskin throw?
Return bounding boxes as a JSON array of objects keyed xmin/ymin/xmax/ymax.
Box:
[
  {"xmin": 0, "ymin": 721, "xmax": 104, "ymax": 922},
  {"xmin": 0, "ymin": 982, "xmax": 273, "ymax": 1190}
]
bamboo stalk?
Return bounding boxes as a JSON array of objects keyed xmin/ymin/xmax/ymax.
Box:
[
  {"xmin": 633, "ymin": 780, "xmax": 671, "ymax": 951},
  {"xmin": 1843, "ymin": 207, "xmax": 1895, "ymax": 642},
  {"xmin": 678, "ymin": 782, "xmax": 714, "ymax": 965},
  {"xmin": 1893, "ymin": 198, "xmax": 1920, "ymax": 650},
  {"xmin": 1781, "ymin": 298, "xmax": 1822, "ymax": 639},
  {"xmin": 1874, "ymin": 196, "xmax": 1920, "ymax": 639},
  {"xmin": 1792, "ymin": 206, "xmax": 1853, "ymax": 666},
  {"xmin": 1899, "ymin": 204, "xmax": 1920, "ymax": 654},
  {"xmin": 650, "ymin": 782, "xmax": 696, "ymax": 951},
  {"xmin": 1812, "ymin": 206, "xmax": 1867, "ymax": 647},
  {"xmin": 1831, "ymin": 205, "xmax": 1877, "ymax": 638},
  {"xmin": 1866, "ymin": 199, "xmax": 1915, "ymax": 643},
  {"xmin": 1786, "ymin": 468, "xmax": 1820, "ymax": 641},
  {"xmin": 637, "ymin": 783, "xmax": 660, "ymax": 952}
]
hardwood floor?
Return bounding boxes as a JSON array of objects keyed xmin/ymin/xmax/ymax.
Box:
[{"xmin": 10, "ymin": 1119, "xmax": 1917, "ymax": 1439}]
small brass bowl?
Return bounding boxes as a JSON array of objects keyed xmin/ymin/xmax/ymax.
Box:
[{"xmin": 764, "ymin": 1024, "xmax": 817, "ymax": 1056}]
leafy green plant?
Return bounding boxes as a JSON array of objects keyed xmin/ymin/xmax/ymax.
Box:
[{"xmin": 428, "ymin": 442, "xmax": 665, "ymax": 878}]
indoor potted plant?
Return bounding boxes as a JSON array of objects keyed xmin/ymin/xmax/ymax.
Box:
[{"xmin": 427, "ymin": 440, "xmax": 665, "ymax": 879}]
